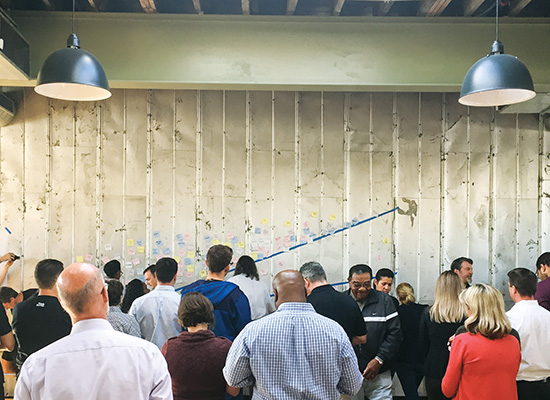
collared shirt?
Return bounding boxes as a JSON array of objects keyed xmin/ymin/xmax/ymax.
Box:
[
  {"xmin": 14, "ymin": 318, "xmax": 173, "ymax": 400},
  {"xmin": 506, "ymin": 300, "xmax": 550, "ymax": 381},
  {"xmin": 107, "ymin": 306, "xmax": 141, "ymax": 338},
  {"xmin": 130, "ymin": 284, "xmax": 182, "ymax": 349},
  {"xmin": 223, "ymin": 302, "xmax": 363, "ymax": 399}
]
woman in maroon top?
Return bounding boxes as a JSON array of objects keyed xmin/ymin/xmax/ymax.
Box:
[
  {"xmin": 161, "ymin": 292, "xmax": 239, "ymax": 400},
  {"xmin": 442, "ymin": 284, "xmax": 521, "ymax": 400}
]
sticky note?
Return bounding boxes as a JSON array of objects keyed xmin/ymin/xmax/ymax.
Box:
[
  {"xmin": 285, "ymin": 220, "xmax": 291, "ymax": 227},
  {"xmin": 125, "ymin": 261, "xmax": 132, "ymax": 268},
  {"xmin": 303, "ymin": 228, "xmax": 310, "ymax": 234},
  {"xmin": 251, "ymin": 252, "xmax": 258, "ymax": 260},
  {"xmin": 383, "ymin": 237, "xmax": 390, "ymax": 245},
  {"xmin": 275, "ymin": 237, "xmax": 282, "ymax": 243},
  {"xmin": 76, "ymin": 256, "xmax": 84, "ymax": 263},
  {"xmin": 176, "ymin": 234, "xmax": 184, "ymax": 241},
  {"xmin": 184, "ymin": 258, "xmax": 192, "ymax": 265},
  {"xmin": 254, "ymin": 227, "xmax": 261, "ymax": 234},
  {"xmin": 153, "ymin": 231, "xmax": 161, "ymax": 238},
  {"xmin": 178, "ymin": 241, "xmax": 185, "ymax": 248},
  {"xmin": 258, "ymin": 253, "xmax": 264, "ymax": 259},
  {"xmin": 199, "ymin": 270, "xmax": 207, "ymax": 278},
  {"xmin": 113, "ymin": 254, "xmax": 121, "ymax": 260},
  {"xmin": 261, "ymin": 218, "xmax": 268, "ymax": 225},
  {"xmin": 184, "ymin": 234, "xmax": 191, "ymax": 241},
  {"xmin": 128, "ymin": 248, "xmax": 136, "ymax": 255},
  {"xmin": 187, "ymin": 251, "xmax": 195, "ymax": 258},
  {"xmin": 238, "ymin": 241, "xmax": 245, "ymax": 248},
  {"xmin": 227, "ymin": 232, "xmax": 234, "ymax": 239},
  {"xmin": 132, "ymin": 258, "xmax": 140, "ymax": 266},
  {"xmin": 156, "ymin": 240, "xmax": 163, "ymax": 247},
  {"xmin": 137, "ymin": 239, "xmax": 144, "ymax": 246},
  {"xmin": 177, "ymin": 266, "xmax": 184, "ymax": 277},
  {"xmin": 102, "ymin": 256, "xmax": 110, "ymax": 264},
  {"xmin": 304, "ymin": 221, "xmax": 310, "ymax": 228},
  {"xmin": 224, "ymin": 242, "xmax": 231, "ymax": 247},
  {"xmin": 152, "ymin": 248, "xmax": 160, "ymax": 255},
  {"xmin": 105, "ymin": 244, "xmax": 112, "ymax": 251},
  {"xmin": 311, "ymin": 211, "xmax": 318, "ymax": 218},
  {"xmin": 231, "ymin": 236, "xmax": 239, "ymax": 243},
  {"xmin": 163, "ymin": 247, "xmax": 171, "ymax": 255},
  {"xmin": 127, "ymin": 239, "xmax": 134, "ymax": 247},
  {"xmin": 187, "ymin": 265, "xmax": 194, "ymax": 272},
  {"xmin": 329, "ymin": 214, "xmax": 336, "ymax": 221},
  {"xmin": 278, "ymin": 262, "xmax": 284, "ymax": 267},
  {"xmin": 290, "ymin": 235, "xmax": 296, "ymax": 242},
  {"xmin": 376, "ymin": 254, "xmax": 382, "ymax": 261},
  {"xmin": 352, "ymin": 217, "xmax": 359, "ymax": 224},
  {"xmin": 260, "ymin": 269, "xmax": 268, "ymax": 276},
  {"xmin": 137, "ymin": 246, "xmax": 145, "ymax": 253},
  {"xmin": 85, "ymin": 254, "xmax": 93, "ymax": 262},
  {"xmin": 213, "ymin": 239, "xmax": 220, "ymax": 245},
  {"xmin": 186, "ymin": 271, "xmax": 193, "ymax": 278},
  {"xmin": 174, "ymin": 256, "xmax": 181, "ymax": 263}
]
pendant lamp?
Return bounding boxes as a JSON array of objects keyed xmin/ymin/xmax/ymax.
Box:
[
  {"xmin": 459, "ymin": 0, "xmax": 535, "ymax": 107},
  {"xmin": 34, "ymin": 0, "xmax": 111, "ymax": 101}
]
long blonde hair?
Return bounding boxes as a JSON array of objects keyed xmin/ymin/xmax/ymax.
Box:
[
  {"xmin": 430, "ymin": 271, "xmax": 465, "ymax": 323},
  {"xmin": 460, "ymin": 284, "xmax": 511, "ymax": 340},
  {"xmin": 396, "ymin": 282, "xmax": 415, "ymax": 305}
]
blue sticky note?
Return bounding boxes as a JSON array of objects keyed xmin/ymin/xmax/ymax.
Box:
[
  {"xmin": 163, "ymin": 247, "xmax": 171, "ymax": 255},
  {"xmin": 152, "ymin": 248, "xmax": 160, "ymax": 255},
  {"xmin": 178, "ymin": 241, "xmax": 185, "ymax": 248},
  {"xmin": 345, "ymin": 222, "xmax": 352, "ymax": 228},
  {"xmin": 231, "ymin": 236, "xmax": 239, "ymax": 243},
  {"xmin": 153, "ymin": 231, "xmax": 161, "ymax": 238},
  {"xmin": 156, "ymin": 240, "xmax": 163, "ymax": 247},
  {"xmin": 290, "ymin": 235, "xmax": 296, "ymax": 242},
  {"xmin": 303, "ymin": 228, "xmax": 310, "ymax": 234},
  {"xmin": 204, "ymin": 235, "xmax": 212, "ymax": 242},
  {"xmin": 176, "ymin": 234, "xmax": 183, "ymax": 241},
  {"xmin": 184, "ymin": 258, "xmax": 192, "ymax": 265},
  {"xmin": 258, "ymin": 253, "xmax": 264, "ymax": 259},
  {"xmin": 352, "ymin": 217, "xmax": 359, "ymax": 224},
  {"xmin": 255, "ymin": 227, "xmax": 261, "ymax": 234},
  {"xmin": 136, "ymin": 239, "xmax": 144, "ymax": 246}
]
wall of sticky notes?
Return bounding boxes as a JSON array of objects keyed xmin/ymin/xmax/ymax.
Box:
[{"xmin": 0, "ymin": 89, "xmax": 546, "ymax": 305}]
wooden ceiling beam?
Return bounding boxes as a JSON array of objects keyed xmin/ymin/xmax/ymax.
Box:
[
  {"xmin": 333, "ymin": 0, "xmax": 345, "ymax": 16},
  {"xmin": 508, "ymin": 0, "xmax": 532, "ymax": 17},
  {"xmin": 418, "ymin": 0, "xmax": 451, "ymax": 16},
  {"xmin": 286, "ymin": 0, "xmax": 298, "ymax": 15},
  {"xmin": 463, "ymin": 0, "xmax": 485, "ymax": 17},
  {"xmin": 192, "ymin": 0, "xmax": 203, "ymax": 14},
  {"xmin": 242, "ymin": 0, "xmax": 250, "ymax": 15},
  {"xmin": 139, "ymin": 0, "xmax": 157, "ymax": 13},
  {"xmin": 376, "ymin": 1, "xmax": 393, "ymax": 16}
]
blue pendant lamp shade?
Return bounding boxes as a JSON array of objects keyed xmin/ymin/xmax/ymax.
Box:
[
  {"xmin": 459, "ymin": 40, "xmax": 535, "ymax": 107},
  {"xmin": 35, "ymin": 33, "xmax": 111, "ymax": 101}
]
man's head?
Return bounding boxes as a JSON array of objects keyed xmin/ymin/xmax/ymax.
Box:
[
  {"xmin": 143, "ymin": 265, "xmax": 157, "ymax": 289},
  {"xmin": 57, "ymin": 263, "xmax": 108, "ymax": 323},
  {"xmin": 348, "ymin": 264, "xmax": 373, "ymax": 301},
  {"xmin": 35, "ymin": 259, "xmax": 64, "ymax": 290},
  {"xmin": 106, "ymin": 279, "xmax": 124, "ymax": 307},
  {"xmin": 272, "ymin": 270, "xmax": 307, "ymax": 308},
  {"xmin": 451, "ymin": 257, "xmax": 473, "ymax": 285},
  {"xmin": 155, "ymin": 258, "xmax": 178, "ymax": 285},
  {"xmin": 536, "ymin": 252, "xmax": 550, "ymax": 281},
  {"xmin": 104, "ymin": 260, "xmax": 121, "ymax": 280},
  {"xmin": 0, "ymin": 287, "xmax": 21, "ymax": 310},
  {"xmin": 206, "ymin": 245, "xmax": 233, "ymax": 275},
  {"xmin": 299, "ymin": 261, "xmax": 327, "ymax": 295},
  {"xmin": 508, "ymin": 267, "xmax": 537, "ymax": 302},
  {"xmin": 373, "ymin": 268, "xmax": 394, "ymax": 294}
]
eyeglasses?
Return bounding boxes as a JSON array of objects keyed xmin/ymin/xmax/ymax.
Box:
[{"xmin": 350, "ymin": 281, "xmax": 371, "ymax": 289}]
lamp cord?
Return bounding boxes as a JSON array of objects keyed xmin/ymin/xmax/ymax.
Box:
[
  {"xmin": 495, "ymin": 0, "xmax": 498, "ymax": 41},
  {"xmin": 72, "ymin": 0, "xmax": 75, "ymax": 34}
]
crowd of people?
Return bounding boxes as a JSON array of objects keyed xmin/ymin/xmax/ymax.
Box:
[{"xmin": 0, "ymin": 248, "xmax": 548, "ymax": 400}]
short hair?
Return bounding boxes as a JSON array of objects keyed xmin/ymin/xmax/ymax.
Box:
[
  {"xmin": 144, "ymin": 264, "xmax": 156, "ymax": 275},
  {"xmin": 178, "ymin": 292, "xmax": 215, "ymax": 328},
  {"xmin": 121, "ymin": 279, "xmax": 147, "ymax": 313},
  {"xmin": 430, "ymin": 271, "xmax": 465, "ymax": 323},
  {"xmin": 35, "ymin": 259, "xmax": 64, "ymax": 289},
  {"xmin": 234, "ymin": 256, "xmax": 259, "ymax": 281},
  {"xmin": 58, "ymin": 267, "xmax": 103, "ymax": 314},
  {"xmin": 536, "ymin": 252, "xmax": 550, "ymax": 271},
  {"xmin": 299, "ymin": 261, "xmax": 327, "ymax": 283},
  {"xmin": 375, "ymin": 268, "xmax": 394, "ymax": 281},
  {"xmin": 348, "ymin": 264, "xmax": 372, "ymax": 280},
  {"xmin": 396, "ymin": 282, "xmax": 416, "ymax": 305},
  {"xmin": 155, "ymin": 258, "xmax": 178, "ymax": 283},
  {"xmin": 0, "ymin": 287, "xmax": 18, "ymax": 303},
  {"xmin": 460, "ymin": 284, "xmax": 511, "ymax": 340},
  {"xmin": 104, "ymin": 260, "xmax": 121, "ymax": 278},
  {"xmin": 206, "ymin": 245, "xmax": 233, "ymax": 273},
  {"xmin": 450, "ymin": 257, "xmax": 473, "ymax": 272},
  {"xmin": 508, "ymin": 268, "xmax": 537, "ymax": 297},
  {"xmin": 106, "ymin": 279, "xmax": 124, "ymax": 306}
]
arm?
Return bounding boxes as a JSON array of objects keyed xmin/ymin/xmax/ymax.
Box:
[
  {"xmin": 351, "ymin": 300, "xmax": 367, "ymax": 346},
  {"xmin": 441, "ymin": 335, "xmax": 466, "ymax": 398},
  {"xmin": 351, "ymin": 335, "xmax": 367, "ymax": 345},
  {"xmin": 226, "ymin": 385, "xmax": 240, "ymax": 397},
  {"xmin": 337, "ymin": 337, "xmax": 364, "ymax": 396},
  {"xmin": 149, "ymin": 350, "xmax": 174, "ymax": 400},
  {"xmin": 14, "ymin": 360, "xmax": 32, "ymax": 400},
  {"xmin": 0, "ymin": 304, "xmax": 14, "ymax": 351},
  {"xmin": 0, "ymin": 253, "xmax": 16, "ymax": 284},
  {"xmin": 233, "ymin": 292, "xmax": 252, "ymax": 335},
  {"xmin": 223, "ymin": 332, "xmax": 255, "ymax": 388}
]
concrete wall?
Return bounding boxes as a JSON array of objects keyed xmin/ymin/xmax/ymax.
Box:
[{"xmin": 1, "ymin": 89, "xmax": 548, "ymax": 303}]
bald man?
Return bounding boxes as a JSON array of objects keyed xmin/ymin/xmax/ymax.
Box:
[
  {"xmin": 223, "ymin": 270, "xmax": 363, "ymax": 399},
  {"xmin": 14, "ymin": 263, "xmax": 172, "ymax": 400}
]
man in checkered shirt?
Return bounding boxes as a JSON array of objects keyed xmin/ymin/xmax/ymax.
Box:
[{"xmin": 223, "ymin": 269, "xmax": 363, "ymax": 399}]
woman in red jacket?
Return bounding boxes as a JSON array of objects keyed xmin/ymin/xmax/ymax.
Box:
[{"xmin": 441, "ymin": 284, "xmax": 521, "ymax": 400}]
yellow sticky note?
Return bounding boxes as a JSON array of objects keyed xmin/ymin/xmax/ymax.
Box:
[
  {"xmin": 199, "ymin": 270, "xmax": 207, "ymax": 278},
  {"xmin": 284, "ymin": 220, "xmax": 291, "ymax": 227},
  {"xmin": 383, "ymin": 237, "xmax": 390, "ymax": 245},
  {"xmin": 261, "ymin": 218, "xmax": 268, "ymax": 225},
  {"xmin": 311, "ymin": 211, "xmax": 318, "ymax": 218},
  {"xmin": 238, "ymin": 241, "xmax": 245, "ymax": 248},
  {"xmin": 137, "ymin": 246, "xmax": 145, "ymax": 253},
  {"xmin": 213, "ymin": 239, "xmax": 221, "ymax": 245},
  {"xmin": 329, "ymin": 214, "xmax": 336, "ymax": 221},
  {"xmin": 76, "ymin": 256, "xmax": 84, "ymax": 263},
  {"xmin": 187, "ymin": 251, "xmax": 195, "ymax": 258},
  {"xmin": 187, "ymin": 265, "xmax": 194, "ymax": 272},
  {"xmin": 174, "ymin": 256, "xmax": 181, "ymax": 263},
  {"xmin": 127, "ymin": 239, "xmax": 134, "ymax": 247},
  {"xmin": 224, "ymin": 242, "xmax": 231, "ymax": 247},
  {"xmin": 251, "ymin": 252, "xmax": 258, "ymax": 260}
]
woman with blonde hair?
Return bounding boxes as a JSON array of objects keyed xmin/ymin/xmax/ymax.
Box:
[
  {"xmin": 395, "ymin": 283, "xmax": 428, "ymax": 400},
  {"xmin": 442, "ymin": 284, "xmax": 521, "ymax": 400},
  {"xmin": 419, "ymin": 271, "xmax": 465, "ymax": 400}
]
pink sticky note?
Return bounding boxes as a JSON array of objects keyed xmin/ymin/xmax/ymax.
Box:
[
  {"xmin": 184, "ymin": 234, "xmax": 191, "ymax": 241},
  {"xmin": 304, "ymin": 221, "xmax": 310, "ymax": 228},
  {"xmin": 275, "ymin": 237, "xmax": 282, "ymax": 243},
  {"xmin": 102, "ymin": 256, "xmax": 110, "ymax": 265},
  {"xmin": 178, "ymin": 249, "xmax": 186, "ymax": 256},
  {"xmin": 278, "ymin": 262, "xmax": 284, "ymax": 267},
  {"xmin": 85, "ymin": 254, "xmax": 93, "ymax": 262},
  {"xmin": 186, "ymin": 271, "xmax": 193, "ymax": 278},
  {"xmin": 227, "ymin": 232, "xmax": 234, "ymax": 239},
  {"xmin": 376, "ymin": 254, "xmax": 382, "ymax": 261},
  {"xmin": 260, "ymin": 269, "xmax": 268, "ymax": 276},
  {"xmin": 132, "ymin": 258, "xmax": 140, "ymax": 266},
  {"xmin": 128, "ymin": 248, "xmax": 136, "ymax": 255}
]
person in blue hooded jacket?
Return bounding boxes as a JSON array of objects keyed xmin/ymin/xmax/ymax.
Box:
[{"xmin": 180, "ymin": 245, "xmax": 251, "ymax": 341}]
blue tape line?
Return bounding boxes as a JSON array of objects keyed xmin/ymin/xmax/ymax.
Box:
[{"xmin": 4, "ymin": 227, "xmax": 11, "ymax": 234}]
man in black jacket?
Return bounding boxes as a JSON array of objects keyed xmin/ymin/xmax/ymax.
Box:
[{"xmin": 347, "ymin": 264, "xmax": 402, "ymax": 400}]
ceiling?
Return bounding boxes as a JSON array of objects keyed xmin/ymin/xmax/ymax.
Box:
[{"xmin": 1, "ymin": 0, "xmax": 549, "ymax": 17}]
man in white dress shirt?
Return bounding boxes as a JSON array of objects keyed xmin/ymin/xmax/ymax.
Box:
[
  {"xmin": 14, "ymin": 262, "xmax": 172, "ymax": 400},
  {"xmin": 507, "ymin": 267, "xmax": 550, "ymax": 400},
  {"xmin": 130, "ymin": 257, "xmax": 182, "ymax": 348}
]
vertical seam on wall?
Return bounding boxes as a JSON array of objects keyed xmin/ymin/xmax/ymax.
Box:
[
  {"xmin": 270, "ymin": 91, "xmax": 275, "ymax": 276},
  {"xmin": 417, "ymin": 93, "xmax": 422, "ymax": 295},
  {"xmin": 96, "ymin": 96, "xmax": 103, "ymax": 267},
  {"xmin": 244, "ymin": 91, "xmax": 251, "ymax": 253},
  {"xmin": 515, "ymin": 114, "xmax": 520, "ymax": 268},
  {"xmin": 320, "ymin": 92, "xmax": 325, "ymax": 266},
  {"xmin": 46, "ymin": 99, "xmax": 52, "ymax": 258},
  {"xmin": 368, "ymin": 94, "xmax": 373, "ymax": 268},
  {"xmin": 72, "ymin": 104, "xmax": 76, "ymax": 263},
  {"xmin": 122, "ymin": 95, "xmax": 128, "ymax": 269},
  {"xmin": 488, "ymin": 108, "xmax": 496, "ymax": 285},
  {"xmin": 439, "ymin": 93, "xmax": 447, "ymax": 273},
  {"xmin": 195, "ymin": 90, "xmax": 203, "ymax": 257},
  {"xmin": 392, "ymin": 93, "xmax": 398, "ymax": 275},
  {"xmin": 537, "ymin": 114, "xmax": 544, "ymax": 254},
  {"xmin": 21, "ymin": 92, "xmax": 26, "ymax": 286},
  {"xmin": 466, "ymin": 103, "xmax": 471, "ymax": 256},
  {"xmin": 146, "ymin": 90, "xmax": 153, "ymax": 266},
  {"xmin": 172, "ymin": 90, "xmax": 176, "ymax": 258},
  {"xmin": 221, "ymin": 90, "xmax": 226, "ymax": 237},
  {"xmin": 343, "ymin": 93, "xmax": 351, "ymax": 277},
  {"xmin": 294, "ymin": 92, "xmax": 302, "ymax": 269}
]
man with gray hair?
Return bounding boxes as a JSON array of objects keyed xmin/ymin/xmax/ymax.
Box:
[
  {"xmin": 300, "ymin": 261, "xmax": 366, "ymax": 345},
  {"xmin": 14, "ymin": 263, "xmax": 172, "ymax": 400}
]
